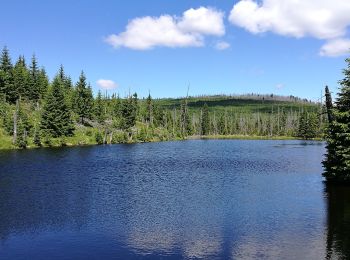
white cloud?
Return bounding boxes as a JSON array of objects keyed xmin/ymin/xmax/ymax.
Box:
[
  {"xmin": 105, "ymin": 7, "xmax": 224, "ymax": 50},
  {"xmin": 96, "ymin": 79, "xmax": 118, "ymax": 90},
  {"xmin": 229, "ymin": 0, "xmax": 350, "ymax": 39},
  {"xmin": 320, "ymin": 38, "xmax": 350, "ymax": 57},
  {"xmin": 178, "ymin": 7, "xmax": 225, "ymax": 36},
  {"xmin": 229, "ymin": 0, "xmax": 350, "ymax": 57},
  {"xmin": 215, "ymin": 41, "xmax": 230, "ymax": 50}
]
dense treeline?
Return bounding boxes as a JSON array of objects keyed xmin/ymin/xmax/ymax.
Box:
[
  {"xmin": 0, "ymin": 46, "xmax": 324, "ymax": 149},
  {"xmin": 323, "ymin": 57, "xmax": 350, "ymax": 182}
]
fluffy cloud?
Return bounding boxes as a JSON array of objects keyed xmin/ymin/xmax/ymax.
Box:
[
  {"xmin": 105, "ymin": 7, "xmax": 224, "ymax": 50},
  {"xmin": 229, "ymin": 0, "xmax": 350, "ymax": 39},
  {"xmin": 215, "ymin": 41, "xmax": 230, "ymax": 50},
  {"xmin": 320, "ymin": 38, "xmax": 350, "ymax": 57},
  {"xmin": 96, "ymin": 79, "xmax": 118, "ymax": 90},
  {"xmin": 229, "ymin": 0, "xmax": 350, "ymax": 56}
]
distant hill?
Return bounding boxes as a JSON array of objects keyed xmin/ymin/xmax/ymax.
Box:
[{"xmin": 155, "ymin": 94, "xmax": 319, "ymax": 113}]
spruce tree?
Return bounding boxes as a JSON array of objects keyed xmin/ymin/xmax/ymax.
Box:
[
  {"xmin": 28, "ymin": 54, "xmax": 40, "ymax": 101},
  {"xmin": 94, "ymin": 90, "xmax": 105, "ymax": 124},
  {"xmin": 13, "ymin": 56, "xmax": 30, "ymax": 100},
  {"xmin": 120, "ymin": 93, "xmax": 137, "ymax": 130},
  {"xmin": 323, "ymin": 58, "xmax": 350, "ymax": 182},
  {"xmin": 74, "ymin": 71, "xmax": 93, "ymax": 124},
  {"xmin": 0, "ymin": 46, "xmax": 14, "ymax": 102},
  {"xmin": 146, "ymin": 93, "xmax": 153, "ymax": 125},
  {"xmin": 201, "ymin": 103, "xmax": 210, "ymax": 135},
  {"xmin": 40, "ymin": 75, "xmax": 74, "ymax": 137}
]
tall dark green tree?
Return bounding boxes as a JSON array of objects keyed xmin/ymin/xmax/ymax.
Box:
[
  {"xmin": 146, "ymin": 93, "xmax": 153, "ymax": 125},
  {"xmin": 323, "ymin": 58, "xmax": 350, "ymax": 182},
  {"xmin": 28, "ymin": 54, "xmax": 40, "ymax": 101},
  {"xmin": 12, "ymin": 56, "xmax": 29, "ymax": 101},
  {"xmin": 120, "ymin": 93, "xmax": 138, "ymax": 130},
  {"xmin": 180, "ymin": 99, "xmax": 191, "ymax": 136},
  {"xmin": 40, "ymin": 75, "xmax": 74, "ymax": 137},
  {"xmin": 0, "ymin": 46, "xmax": 14, "ymax": 102},
  {"xmin": 297, "ymin": 111, "xmax": 318, "ymax": 139},
  {"xmin": 74, "ymin": 71, "xmax": 93, "ymax": 124},
  {"xmin": 201, "ymin": 103, "xmax": 210, "ymax": 135},
  {"xmin": 94, "ymin": 90, "xmax": 105, "ymax": 124}
]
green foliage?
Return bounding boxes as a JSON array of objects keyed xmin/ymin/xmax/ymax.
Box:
[
  {"xmin": 323, "ymin": 58, "xmax": 350, "ymax": 182},
  {"xmin": 40, "ymin": 75, "xmax": 74, "ymax": 137},
  {"xmin": 297, "ymin": 111, "xmax": 319, "ymax": 139},
  {"xmin": 0, "ymin": 46, "xmax": 14, "ymax": 103},
  {"xmin": 95, "ymin": 131, "xmax": 104, "ymax": 145},
  {"xmin": 120, "ymin": 93, "xmax": 138, "ymax": 130},
  {"xmin": 201, "ymin": 103, "xmax": 210, "ymax": 135},
  {"xmin": 94, "ymin": 90, "xmax": 105, "ymax": 124},
  {"xmin": 74, "ymin": 71, "xmax": 93, "ymax": 124}
]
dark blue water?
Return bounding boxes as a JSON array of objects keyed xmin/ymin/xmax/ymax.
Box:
[{"xmin": 0, "ymin": 140, "xmax": 348, "ymax": 259}]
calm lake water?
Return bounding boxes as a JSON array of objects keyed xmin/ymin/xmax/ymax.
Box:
[{"xmin": 0, "ymin": 140, "xmax": 349, "ymax": 259}]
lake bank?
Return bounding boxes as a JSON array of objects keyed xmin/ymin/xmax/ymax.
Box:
[{"xmin": 0, "ymin": 133, "xmax": 323, "ymax": 150}]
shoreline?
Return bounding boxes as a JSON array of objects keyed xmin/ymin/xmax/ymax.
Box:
[{"xmin": 0, "ymin": 134, "xmax": 324, "ymax": 151}]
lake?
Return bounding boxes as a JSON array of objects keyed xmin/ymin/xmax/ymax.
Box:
[{"xmin": 0, "ymin": 140, "xmax": 349, "ymax": 259}]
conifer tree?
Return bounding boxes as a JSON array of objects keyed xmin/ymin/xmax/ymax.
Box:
[
  {"xmin": 146, "ymin": 93, "xmax": 153, "ymax": 125},
  {"xmin": 120, "ymin": 93, "xmax": 137, "ymax": 130},
  {"xmin": 13, "ymin": 56, "xmax": 29, "ymax": 101},
  {"xmin": 0, "ymin": 46, "xmax": 14, "ymax": 102},
  {"xmin": 201, "ymin": 103, "xmax": 210, "ymax": 135},
  {"xmin": 74, "ymin": 71, "xmax": 93, "ymax": 124},
  {"xmin": 28, "ymin": 54, "xmax": 40, "ymax": 101},
  {"xmin": 94, "ymin": 90, "xmax": 105, "ymax": 124},
  {"xmin": 40, "ymin": 75, "xmax": 74, "ymax": 137},
  {"xmin": 180, "ymin": 99, "xmax": 191, "ymax": 136},
  {"xmin": 323, "ymin": 58, "xmax": 350, "ymax": 181}
]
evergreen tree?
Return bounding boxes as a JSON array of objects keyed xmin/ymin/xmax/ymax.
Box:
[
  {"xmin": 74, "ymin": 71, "xmax": 93, "ymax": 124},
  {"xmin": 201, "ymin": 103, "xmax": 210, "ymax": 135},
  {"xmin": 120, "ymin": 93, "xmax": 137, "ymax": 130},
  {"xmin": 325, "ymin": 85, "xmax": 334, "ymax": 123},
  {"xmin": 94, "ymin": 90, "xmax": 105, "ymax": 124},
  {"xmin": 37, "ymin": 68, "xmax": 49, "ymax": 99},
  {"xmin": 0, "ymin": 46, "xmax": 14, "ymax": 102},
  {"xmin": 146, "ymin": 93, "xmax": 153, "ymax": 125},
  {"xmin": 40, "ymin": 75, "xmax": 74, "ymax": 137},
  {"xmin": 28, "ymin": 54, "xmax": 40, "ymax": 101},
  {"xmin": 323, "ymin": 58, "xmax": 350, "ymax": 182},
  {"xmin": 180, "ymin": 99, "xmax": 191, "ymax": 136},
  {"xmin": 13, "ymin": 56, "xmax": 30, "ymax": 101},
  {"xmin": 297, "ymin": 111, "xmax": 318, "ymax": 139}
]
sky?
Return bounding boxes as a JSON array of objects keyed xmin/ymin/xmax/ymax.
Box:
[{"xmin": 1, "ymin": 0, "xmax": 350, "ymax": 100}]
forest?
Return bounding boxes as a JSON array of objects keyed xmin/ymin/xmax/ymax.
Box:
[{"xmin": 0, "ymin": 46, "xmax": 325, "ymax": 149}]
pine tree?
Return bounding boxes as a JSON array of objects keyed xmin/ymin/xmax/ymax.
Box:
[
  {"xmin": 180, "ymin": 99, "xmax": 191, "ymax": 137},
  {"xmin": 297, "ymin": 111, "xmax": 318, "ymax": 139},
  {"xmin": 120, "ymin": 93, "xmax": 137, "ymax": 130},
  {"xmin": 12, "ymin": 56, "xmax": 30, "ymax": 101},
  {"xmin": 94, "ymin": 90, "xmax": 105, "ymax": 124},
  {"xmin": 40, "ymin": 75, "xmax": 74, "ymax": 137},
  {"xmin": 0, "ymin": 46, "xmax": 14, "ymax": 102},
  {"xmin": 146, "ymin": 93, "xmax": 153, "ymax": 125},
  {"xmin": 201, "ymin": 103, "xmax": 210, "ymax": 135},
  {"xmin": 28, "ymin": 54, "xmax": 40, "ymax": 101},
  {"xmin": 323, "ymin": 58, "xmax": 350, "ymax": 182},
  {"xmin": 74, "ymin": 71, "xmax": 93, "ymax": 124}
]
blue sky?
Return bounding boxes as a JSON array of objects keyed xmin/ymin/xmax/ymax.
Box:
[{"xmin": 1, "ymin": 0, "xmax": 349, "ymax": 100}]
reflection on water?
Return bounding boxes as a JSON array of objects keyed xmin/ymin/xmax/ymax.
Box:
[
  {"xmin": 325, "ymin": 184, "xmax": 350, "ymax": 259},
  {"xmin": 0, "ymin": 140, "xmax": 345, "ymax": 259}
]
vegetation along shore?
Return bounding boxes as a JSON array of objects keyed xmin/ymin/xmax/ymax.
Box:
[{"xmin": 0, "ymin": 46, "xmax": 326, "ymax": 150}]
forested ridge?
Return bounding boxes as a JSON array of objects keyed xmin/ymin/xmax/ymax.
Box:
[{"xmin": 0, "ymin": 46, "xmax": 324, "ymax": 149}]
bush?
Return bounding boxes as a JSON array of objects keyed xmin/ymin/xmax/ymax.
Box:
[{"xmin": 95, "ymin": 131, "xmax": 104, "ymax": 145}]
